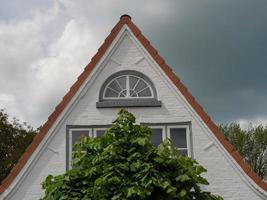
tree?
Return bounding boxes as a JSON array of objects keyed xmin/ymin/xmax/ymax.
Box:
[
  {"xmin": 219, "ymin": 123, "xmax": 267, "ymax": 180},
  {"xmin": 41, "ymin": 109, "xmax": 223, "ymax": 200},
  {"xmin": 0, "ymin": 109, "xmax": 37, "ymax": 182}
]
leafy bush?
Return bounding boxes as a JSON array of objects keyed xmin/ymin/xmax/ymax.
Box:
[{"xmin": 41, "ymin": 109, "xmax": 223, "ymax": 200}]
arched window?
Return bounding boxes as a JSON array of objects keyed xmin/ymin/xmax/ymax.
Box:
[
  {"xmin": 96, "ymin": 70, "xmax": 161, "ymax": 108},
  {"xmin": 103, "ymin": 74, "xmax": 153, "ymax": 99}
]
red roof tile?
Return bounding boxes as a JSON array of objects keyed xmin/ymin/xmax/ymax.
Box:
[{"xmin": 1, "ymin": 14, "xmax": 266, "ymax": 194}]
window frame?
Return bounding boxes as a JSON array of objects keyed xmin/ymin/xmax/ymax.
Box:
[
  {"xmin": 149, "ymin": 125, "xmax": 166, "ymax": 146},
  {"xmin": 66, "ymin": 123, "xmax": 192, "ymax": 170},
  {"xmin": 102, "ymin": 74, "xmax": 154, "ymax": 99},
  {"xmin": 93, "ymin": 127, "xmax": 108, "ymax": 137},
  {"xmin": 96, "ymin": 70, "xmax": 161, "ymax": 108},
  {"xmin": 167, "ymin": 125, "xmax": 191, "ymax": 157},
  {"xmin": 68, "ymin": 128, "xmax": 92, "ymax": 168},
  {"xmin": 144, "ymin": 123, "xmax": 192, "ymax": 157}
]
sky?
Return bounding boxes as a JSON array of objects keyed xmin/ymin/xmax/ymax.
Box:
[{"xmin": 0, "ymin": 0, "xmax": 267, "ymax": 128}]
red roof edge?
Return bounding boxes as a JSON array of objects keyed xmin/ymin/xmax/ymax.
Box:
[{"xmin": 1, "ymin": 15, "xmax": 266, "ymax": 194}]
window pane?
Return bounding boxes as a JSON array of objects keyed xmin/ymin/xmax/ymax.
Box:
[
  {"xmin": 138, "ymin": 87, "xmax": 152, "ymax": 97},
  {"xmin": 178, "ymin": 149, "xmax": 188, "ymax": 156},
  {"xmin": 96, "ymin": 130, "xmax": 105, "ymax": 137},
  {"xmin": 108, "ymin": 80, "xmax": 121, "ymax": 92},
  {"xmin": 105, "ymin": 88, "xmax": 118, "ymax": 97},
  {"xmin": 72, "ymin": 130, "xmax": 89, "ymax": 148},
  {"xmin": 170, "ymin": 128, "xmax": 187, "ymax": 149},
  {"xmin": 129, "ymin": 76, "xmax": 139, "ymax": 89},
  {"xmin": 151, "ymin": 128, "xmax": 163, "ymax": 146},
  {"xmin": 135, "ymin": 80, "xmax": 147, "ymax": 92},
  {"xmin": 117, "ymin": 76, "xmax": 126, "ymax": 89}
]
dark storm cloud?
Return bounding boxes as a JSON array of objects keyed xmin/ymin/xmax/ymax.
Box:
[{"xmin": 135, "ymin": 0, "xmax": 267, "ymax": 123}]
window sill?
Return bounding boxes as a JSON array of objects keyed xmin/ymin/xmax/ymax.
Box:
[{"xmin": 96, "ymin": 99, "xmax": 162, "ymax": 108}]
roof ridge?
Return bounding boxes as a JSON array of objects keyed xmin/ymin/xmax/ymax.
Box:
[{"xmin": 1, "ymin": 15, "xmax": 266, "ymax": 195}]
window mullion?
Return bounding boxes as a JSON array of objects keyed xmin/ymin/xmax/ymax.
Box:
[
  {"xmin": 107, "ymin": 87, "xmax": 120, "ymax": 94},
  {"xmin": 126, "ymin": 75, "xmax": 130, "ymax": 97},
  {"xmin": 136, "ymin": 86, "xmax": 149, "ymax": 94},
  {"xmin": 115, "ymin": 79, "xmax": 123, "ymax": 91},
  {"xmin": 132, "ymin": 79, "xmax": 140, "ymax": 91}
]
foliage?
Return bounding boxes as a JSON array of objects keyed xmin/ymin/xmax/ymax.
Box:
[
  {"xmin": 219, "ymin": 123, "xmax": 267, "ymax": 180},
  {"xmin": 0, "ymin": 109, "xmax": 37, "ymax": 182},
  {"xmin": 41, "ymin": 109, "xmax": 223, "ymax": 200}
]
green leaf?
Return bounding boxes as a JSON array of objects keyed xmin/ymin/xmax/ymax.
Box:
[
  {"xmin": 176, "ymin": 174, "xmax": 190, "ymax": 182},
  {"xmin": 196, "ymin": 165, "xmax": 206, "ymax": 174},
  {"xmin": 178, "ymin": 189, "xmax": 187, "ymax": 198}
]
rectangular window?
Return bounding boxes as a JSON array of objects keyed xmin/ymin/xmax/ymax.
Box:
[
  {"xmin": 71, "ymin": 130, "xmax": 90, "ymax": 149},
  {"xmin": 168, "ymin": 126, "xmax": 190, "ymax": 156},
  {"xmin": 68, "ymin": 128, "xmax": 91, "ymax": 168},
  {"xmin": 149, "ymin": 124, "xmax": 191, "ymax": 157},
  {"xmin": 68, "ymin": 127, "xmax": 109, "ymax": 169},
  {"xmin": 67, "ymin": 123, "xmax": 191, "ymax": 169},
  {"xmin": 151, "ymin": 126, "xmax": 165, "ymax": 146}
]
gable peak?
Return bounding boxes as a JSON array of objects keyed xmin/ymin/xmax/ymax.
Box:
[{"xmin": 120, "ymin": 14, "xmax": 132, "ymax": 20}]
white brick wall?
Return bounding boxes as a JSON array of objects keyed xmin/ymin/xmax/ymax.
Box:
[{"xmin": 1, "ymin": 27, "xmax": 266, "ymax": 200}]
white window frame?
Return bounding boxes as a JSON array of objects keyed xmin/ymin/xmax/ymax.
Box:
[
  {"xmin": 167, "ymin": 125, "xmax": 191, "ymax": 157},
  {"xmin": 149, "ymin": 125, "xmax": 166, "ymax": 141},
  {"xmin": 93, "ymin": 127, "xmax": 108, "ymax": 137},
  {"xmin": 69, "ymin": 128, "xmax": 92, "ymax": 167},
  {"xmin": 103, "ymin": 75, "xmax": 154, "ymax": 100},
  {"xmin": 148, "ymin": 124, "xmax": 191, "ymax": 157}
]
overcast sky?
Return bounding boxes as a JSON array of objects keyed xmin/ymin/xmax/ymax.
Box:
[{"xmin": 0, "ymin": 0, "xmax": 267, "ymax": 128}]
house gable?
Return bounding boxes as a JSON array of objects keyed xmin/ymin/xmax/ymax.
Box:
[{"xmin": 0, "ymin": 15, "xmax": 266, "ymax": 199}]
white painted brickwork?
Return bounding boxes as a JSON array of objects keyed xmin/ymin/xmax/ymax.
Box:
[{"xmin": 1, "ymin": 26, "xmax": 266, "ymax": 199}]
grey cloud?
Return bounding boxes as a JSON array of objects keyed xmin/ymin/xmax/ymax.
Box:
[{"xmin": 0, "ymin": 0, "xmax": 54, "ymax": 20}]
